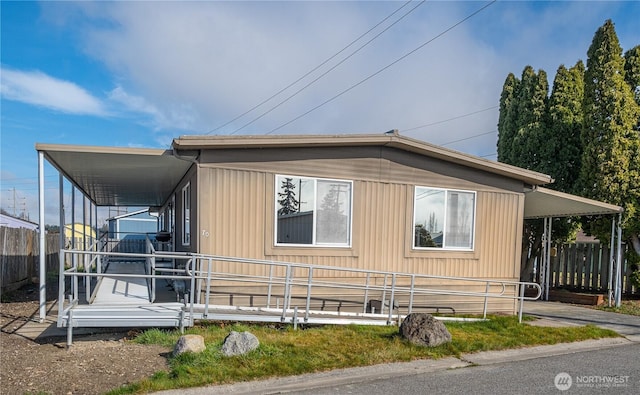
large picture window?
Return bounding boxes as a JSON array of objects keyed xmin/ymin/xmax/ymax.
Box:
[
  {"xmin": 413, "ymin": 186, "xmax": 475, "ymax": 250},
  {"xmin": 182, "ymin": 183, "xmax": 191, "ymax": 246},
  {"xmin": 275, "ymin": 175, "xmax": 352, "ymax": 246}
]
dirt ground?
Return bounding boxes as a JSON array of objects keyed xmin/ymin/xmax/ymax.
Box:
[{"xmin": 0, "ymin": 284, "xmax": 171, "ymax": 395}]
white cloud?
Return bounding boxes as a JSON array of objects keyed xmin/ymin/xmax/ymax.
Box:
[
  {"xmin": 108, "ymin": 85, "xmax": 199, "ymax": 131},
  {"xmin": 38, "ymin": 1, "xmax": 640, "ymax": 158},
  {"xmin": 0, "ymin": 67, "xmax": 107, "ymax": 116}
]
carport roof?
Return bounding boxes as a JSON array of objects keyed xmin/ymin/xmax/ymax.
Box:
[
  {"xmin": 36, "ymin": 144, "xmax": 193, "ymax": 207},
  {"xmin": 524, "ymin": 186, "xmax": 622, "ymax": 219}
]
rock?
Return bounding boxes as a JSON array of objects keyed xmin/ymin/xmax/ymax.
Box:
[
  {"xmin": 221, "ymin": 331, "xmax": 259, "ymax": 356},
  {"xmin": 173, "ymin": 334, "xmax": 206, "ymax": 356},
  {"xmin": 399, "ymin": 313, "xmax": 451, "ymax": 347}
]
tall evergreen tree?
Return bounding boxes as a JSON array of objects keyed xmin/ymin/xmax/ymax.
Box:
[
  {"xmin": 541, "ymin": 61, "xmax": 585, "ymax": 192},
  {"xmin": 510, "ymin": 66, "xmax": 549, "ymax": 169},
  {"xmin": 579, "ymin": 20, "xmax": 640, "ymax": 257},
  {"xmin": 497, "ymin": 73, "xmax": 520, "ymax": 163},
  {"xmin": 624, "ymin": 45, "xmax": 640, "ymax": 107},
  {"xmin": 497, "ymin": 66, "xmax": 550, "ymax": 280}
]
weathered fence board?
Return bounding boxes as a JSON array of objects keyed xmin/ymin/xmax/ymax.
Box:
[
  {"xmin": 1, "ymin": 227, "xmax": 59, "ymax": 294},
  {"xmin": 547, "ymin": 243, "xmax": 636, "ymax": 295}
]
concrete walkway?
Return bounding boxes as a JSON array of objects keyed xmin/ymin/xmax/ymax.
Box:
[{"xmin": 523, "ymin": 300, "xmax": 640, "ymax": 342}]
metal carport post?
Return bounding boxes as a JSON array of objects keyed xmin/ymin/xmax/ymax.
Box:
[{"xmin": 524, "ymin": 187, "xmax": 624, "ymax": 307}]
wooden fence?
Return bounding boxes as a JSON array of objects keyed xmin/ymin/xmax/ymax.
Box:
[
  {"xmin": 535, "ymin": 242, "xmax": 637, "ymax": 295},
  {"xmin": 0, "ymin": 227, "xmax": 60, "ymax": 294}
]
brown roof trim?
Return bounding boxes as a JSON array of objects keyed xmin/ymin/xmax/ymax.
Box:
[{"xmin": 173, "ymin": 133, "xmax": 552, "ymax": 185}]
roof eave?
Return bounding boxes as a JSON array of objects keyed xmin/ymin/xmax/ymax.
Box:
[{"xmin": 172, "ymin": 134, "xmax": 552, "ymax": 186}]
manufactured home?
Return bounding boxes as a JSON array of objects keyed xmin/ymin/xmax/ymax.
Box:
[{"xmin": 34, "ymin": 132, "xmax": 624, "ymax": 342}]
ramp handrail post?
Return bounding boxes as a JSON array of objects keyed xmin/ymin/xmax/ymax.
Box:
[
  {"xmin": 188, "ymin": 258, "xmax": 196, "ymax": 326},
  {"xmin": 287, "ymin": 266, "xmax": 295, "ymax": 311},
  {"xmin": 85, "ymin": 255, "xmax": 91, "ymax": 303},
  {"xmin": 381, "ymin": 274, "xmax": 388, "ymax": 314},
  {"xmin": 72, "ymin": 258, "xmax": 79, "ymax": 303},
  {"xmin": 408, "ymin": 275, "xmax": 415, "ymax": 314},
  {"xmin": 204, "ymin": 257, "xmax": 212, "ymax": 318},
  {"xmin": 267, "ymin": 264, "xmax": 274, "ymax": 308},
  {"xmin": 58, "ymin": 250, "xmax": 66, "ymax": 325},
  {"xmin": 305, "ymin": 268, "xmax": 313, "ymax": 322},
  {"xmin": 196, "ymin": 257, "xmax": 202, "ymax": 304},
  {"xmin": 281, "ymin": 265, "xmax": 292, "ymax": 322},
  {"xmin": 387, "ymin": 274, "xmax": 396, "ymax": 324},
  {"xmin": 363, "ymin": 272, "xmax": 370, "ymax": 314},
  {"xmin": 518, "ymin": 283, "xmax": 525, "ymax": 323},
  {"xmin": 483, "ymin": 282, "xmax": 490, "ymax": 319}
]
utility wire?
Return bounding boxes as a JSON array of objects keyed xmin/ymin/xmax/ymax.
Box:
[
  {"xmin": 440, "ymin": 130, "xmax": 496, "ymax": 146},
  {"xmin": 204, "ymin": 0, "xmax": 416, "ymax": 136},
  {"xmin": 401, "ymin": 105, "xmax": 498, "ymax": 133},
  {"xmin": 266, "ymin": 0, "xmax": 497, "ymax": 135},
  {"xmin": 229, "ymin": 0, "xmax": 426, "ymax": 135}
]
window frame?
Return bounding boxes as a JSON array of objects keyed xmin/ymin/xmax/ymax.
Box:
[
  {"xmin": 412, "ymin": 185, "xmax": 476, "ymax": 251},
  {"xmin": 274, "ymin": 174, "xmax": 353, "ymax": 248},
  {"xmin": 181, "ymin": 183, "xmax": 191, "ymax": 246}
]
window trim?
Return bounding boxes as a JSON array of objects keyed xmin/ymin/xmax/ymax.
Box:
[
  {"xmin": 182, "ymin": 183, "xmax": 191, "ymax": 246},
  {"xmin": 412, "ymin": 186, "xmax": 476, "ymax": 251},
  {"xmin": 274, "ymin": 174, "xmax": 353, "ymax": 248}
]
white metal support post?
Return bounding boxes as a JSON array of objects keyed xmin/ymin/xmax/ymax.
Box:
[
  {"xmin": 540, "ymin": 217, "xmax": 551, "ymax": 301},
  {"xmin": 545, "ymin": 218, "xmax": 552, "ymax": 301},
  {"xmin": 59, "ymin": 175, "xmax": 65, "ymax": 256},
  {"xmin": 608, "ymin": 217, "xmax": 616, "ymax": 307},
  {"xmin": 615, "ymin": 213, "xmax": 623, "ymax": 307},
  {"xmin": 38, "ymin": 151, "xmax": 46, "ymax": 321}
]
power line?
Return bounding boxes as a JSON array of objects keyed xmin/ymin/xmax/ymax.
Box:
[
  {"xmin": 205, "ymin": 0, "xmax": 417, "ymax": 136},
  {"xmin": 228, "ymin": 0, "xmax": 426, "ymax": 135},
  {"xmin": 266, "ymin": 0, "xmax": 497, "ymax": 135},
  {"xmin": 401, "ymin": 105, "xmax": 499, "ymax": 133},
  {"xmin": 440, "ymin": 130, "xmax": 496, "ymax": 146}
]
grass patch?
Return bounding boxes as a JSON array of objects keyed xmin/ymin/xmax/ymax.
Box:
[
  {"xmin": 596, "ymin": 300, "xmax": 640, "ymax": 316},
  {"xmin": 107, "ymin": 316, "xmax": 618, "ymax": 394}
]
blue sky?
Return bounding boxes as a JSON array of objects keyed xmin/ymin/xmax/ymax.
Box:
[{"xmin": 1, "ymin": 1, "xmax": 639, "ymax": 224}]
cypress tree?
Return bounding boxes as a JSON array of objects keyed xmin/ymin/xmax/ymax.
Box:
[
  {"xmin": 510, "ymin": 66, "xmax": 549, "ymax": 170},
  {"xmin": 579, "ymin": 20, "xmax": 640, "ymax": 256},
  {"xmin": 542, "ymin": 61, "xmax": 585, "ymax": 193},
  {"xmin": 497, "ymin": 73, "xmax": 520, "ymax": 163},
  {"xmin": 624, "ymin": 45, "xmax": 640, "ymax": 107}
]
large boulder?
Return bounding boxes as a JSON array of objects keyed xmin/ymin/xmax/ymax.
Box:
[
  {"xmin": 221, "ymin": 331, "xmax": 259, "ymax": 357},
  {"xmin": 173, "ymin": 334, "xmax": 206, "ymax": 356},
  {"xmin": 399, "ymin": 313, "xmax": 451, "ymax": 347}
]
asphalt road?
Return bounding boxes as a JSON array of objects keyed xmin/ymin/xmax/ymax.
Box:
[{"xmin": 291, "ymin": 343, "xmax": 640, "ymax": 395}]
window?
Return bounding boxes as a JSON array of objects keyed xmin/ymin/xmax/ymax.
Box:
[
  {"xmin": 182, "ymin": 183, "xmax": 191, "ymax": 246},
  {"xmin": 413, "ymin": 186, "xmax": 475, "ymax": 250},
  {"xmin": 275, "ymin": 175, "xmax": 352, "ymax": 246}
]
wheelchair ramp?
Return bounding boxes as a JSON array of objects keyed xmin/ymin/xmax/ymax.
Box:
[{"xmin": 93, "ymin": 261, "xmax": 151, "ymax": 305}]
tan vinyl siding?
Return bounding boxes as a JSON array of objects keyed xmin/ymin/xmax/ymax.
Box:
[
  {"xmin": 196, "ymin": 152, "xmax": 525, "ymax": 314},
  {"xmin": 198, "ymin": 168, "xmax": 266, "ymax": 260}
]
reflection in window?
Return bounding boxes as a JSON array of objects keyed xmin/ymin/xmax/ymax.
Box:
[
  {"xmin": 414, "ymin": 187, "xmax": 475, "ymax": 250},
  {"xmin": 276, "ymin": 175, "xmax": 351, "ymax": 246}
]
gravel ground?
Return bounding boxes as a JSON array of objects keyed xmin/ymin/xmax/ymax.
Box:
[{"xmin": 0, "ymin": 284, "xmax": 171, "ymax": 395}]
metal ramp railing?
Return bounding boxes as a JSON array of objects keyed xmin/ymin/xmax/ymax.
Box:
[{"xmin": 57, "ymin": 243, "xmax": 542, "ymax": 345}]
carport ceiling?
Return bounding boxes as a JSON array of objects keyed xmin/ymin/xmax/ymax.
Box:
[
  {"xmin": 524, "ymin": 187, "xmax": 622, "ymax": 219},
  {"xmin": 36, "ymin": 144, "xmax": 193, "ymax": 207}
]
